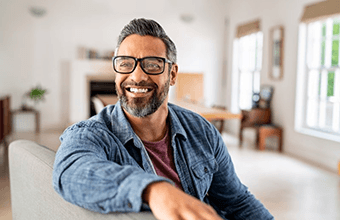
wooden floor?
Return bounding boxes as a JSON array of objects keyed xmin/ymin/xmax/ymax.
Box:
[{"xmin": 0, "ymin": 130, "xmax": 339, "ymax": 220}]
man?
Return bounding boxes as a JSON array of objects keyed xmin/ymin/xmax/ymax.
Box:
[{"xmin": 53, "ymin": 18, "xmax": 274, "ymax": 220}]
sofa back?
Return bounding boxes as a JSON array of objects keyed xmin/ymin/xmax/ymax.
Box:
[{"xmin": 9, "ymin": 140, "xmax": 156, "ymax": 220}]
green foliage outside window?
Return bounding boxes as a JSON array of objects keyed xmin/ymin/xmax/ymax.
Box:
[
  {"xmin": 332, "ymin": 21, "xmax": 339, "ymax": 66},
  {"xmin": 321, "ymin": 24, "xmax": 326, "ymax": 66},
  {"xmin": 333, "ymin": 22, "xmax": 339, "ymax": 35},
  {"xmin": 319, "ymin": 22, "xmax": 338, "ymax": 97},
  {"xmin": 330, "ymin": 22, "xmax": 338, "ymax": 97},
  {"xmin": 321, "ymin": 40, "xmax": 325, "ymax": 66},
  {"xmin": 332, "ymin": 40, "xmax": 339, "ymax": 66},
  {"xmin": 327, "ymin": 72, "xmax": 334, "ymax": 97}
]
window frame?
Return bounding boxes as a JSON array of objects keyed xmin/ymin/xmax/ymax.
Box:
[
  {"xmin": 231, "ymin": 31, "xmax": 263, "ymax": 113},
  {"xmin": 295, "ymin": 17, "xmax": 340, "ymax": 143}
]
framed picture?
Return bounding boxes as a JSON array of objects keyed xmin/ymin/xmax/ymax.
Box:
[{"xmin": 269, "ymin": 26, "xmax": 284, "ymax": 80}]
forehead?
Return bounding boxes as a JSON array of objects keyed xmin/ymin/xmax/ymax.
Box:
[{"xmin": 117, "ymin": 34, "xmax": 167, "ymax": 58}]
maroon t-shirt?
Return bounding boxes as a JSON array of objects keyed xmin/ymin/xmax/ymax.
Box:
[{"xmin": 142, "ymin": 131, "xmax": 183, "ymax": 190}]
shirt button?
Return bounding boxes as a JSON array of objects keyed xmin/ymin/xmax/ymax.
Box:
[
  {"xmin": 204, "ymin": 167, "xmax": 208, "ymax": 173},
  {"xmin": 128, "ymin": 202, "xmax": 132, "ymax": 208}
]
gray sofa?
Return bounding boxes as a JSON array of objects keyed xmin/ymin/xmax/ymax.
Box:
[{"xmin": 9, "ymin": 140, "xmax": 157, "ymax": 220}]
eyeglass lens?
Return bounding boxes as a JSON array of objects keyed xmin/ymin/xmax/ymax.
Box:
[{"xmin": 114, "ymin": 57, "xmax": 165, "ymax": 74}]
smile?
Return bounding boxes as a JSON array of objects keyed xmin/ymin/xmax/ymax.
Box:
[{"xmin": 126, "ymin": 87, "xmax": 152, "ymax": 93}]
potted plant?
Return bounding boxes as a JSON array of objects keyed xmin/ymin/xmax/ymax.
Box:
[{"xmin": 21, "ymin": 85, "xmax": 47, "ymax": 110}]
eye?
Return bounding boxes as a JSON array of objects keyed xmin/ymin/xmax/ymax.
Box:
[
  {"xmin": 119, "ymin": 62, "xmax": 133, "ymax": 68},
  {"xmin": 115, "ymin": 58, "xmax": 134, "ymax": 71},
  {"xmin": 145, "ymin": 63, "xmax": 161, "ymax": 69},
  {"xmin": 143, "ymin": 58, "xmax": 163, "ymax": 71}
]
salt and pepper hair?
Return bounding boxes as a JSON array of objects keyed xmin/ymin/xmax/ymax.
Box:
[{"xmin": 116, "ymin": 18, "xmax": 177, "ymax": 64}]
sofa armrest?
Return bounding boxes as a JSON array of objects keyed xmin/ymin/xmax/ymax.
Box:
[{"xmin": 9, "ymin": 140, "xmax": 156, "ymax": 220}]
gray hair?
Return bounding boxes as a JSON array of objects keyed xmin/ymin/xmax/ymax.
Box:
[{"xmin": 116, "ymin": 18, "xmax": 177, "ymax": 63}]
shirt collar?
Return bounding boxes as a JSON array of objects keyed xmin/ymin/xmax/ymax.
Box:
[
  {"xmin": 110, "ymin": 101, "xmax": 135, "ymax": 146},
  {"xmin": 111, "ymin": 101, "xmax": 187, "ymax": 147},
  {"xmin": 168, "ymin": 103, "xmax": 188, "ymax": 141}
]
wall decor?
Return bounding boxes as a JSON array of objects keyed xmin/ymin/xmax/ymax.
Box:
[{"xmin": 269, "ymin": 26, "xmax": 284, "ymax": 80}]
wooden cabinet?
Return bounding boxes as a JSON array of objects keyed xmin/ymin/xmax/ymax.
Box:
[
  {"xmin": 0, "ymin": 95, "xmax": 11, "ymax": 146},
  {"xmin": 175, "ymin": 73, "xmax": 204, "ymax": 103}
]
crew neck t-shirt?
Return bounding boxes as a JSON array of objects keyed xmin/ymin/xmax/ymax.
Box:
[{"xmin": 141, "ymin": 131, "xmax": 183, "ymax": 190}]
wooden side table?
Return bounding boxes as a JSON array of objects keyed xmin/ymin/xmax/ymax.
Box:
[
  {"xmin": 11, "ymin": 109, "xmax": 40, "ymax": 133},
  {"xmin": 258, "ymin": 125, "xmax": 283, "ymax": 152}
]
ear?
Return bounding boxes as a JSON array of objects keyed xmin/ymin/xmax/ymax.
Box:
[{"xmin": 169, "ymin": 64, "xmax": 178, "ymax": 86}]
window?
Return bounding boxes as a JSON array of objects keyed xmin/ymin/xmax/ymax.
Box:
[
  {"xmin": 296, "ymin": 14, "xmax": 340, "ymax": 142},
  {"xmin": 231, "ymin": 20, "xmax": 263, "ymax": 112}
]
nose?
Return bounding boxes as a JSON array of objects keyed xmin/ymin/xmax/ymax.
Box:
[{"xmin": 129, "ymin": 62, "xmax": 149, "ymax": 83}]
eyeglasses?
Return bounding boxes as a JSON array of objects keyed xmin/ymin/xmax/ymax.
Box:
[{"xmin": 112, "ymin": 56, "xmax": 172, "ymax": 75}]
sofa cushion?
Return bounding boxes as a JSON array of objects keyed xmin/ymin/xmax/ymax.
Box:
[{"xmin": 9, "ymin": 140, "xmax": 156, "ymax": 220}]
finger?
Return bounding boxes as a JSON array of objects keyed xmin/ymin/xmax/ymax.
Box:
[{"xmin": 180, "ymin": 203, "xmax": 222, "ymax": 220}]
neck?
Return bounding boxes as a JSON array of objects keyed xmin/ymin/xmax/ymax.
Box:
[{"xmin": 123, "ymin": 99, "xmax": 169, "ymax": 142}]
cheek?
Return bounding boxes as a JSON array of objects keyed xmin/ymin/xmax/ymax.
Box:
[
  {"xmin": 150, "ymin": 75, "xmax": 169, "ymax": 88},
  {"xmin": 115, "ymin": 76, "xmax": 125, "ymax": 91}
]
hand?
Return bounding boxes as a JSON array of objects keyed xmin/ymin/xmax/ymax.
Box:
[{"xmin": 142, "ymin": 181, "xmax": 223, "ymax": 220}]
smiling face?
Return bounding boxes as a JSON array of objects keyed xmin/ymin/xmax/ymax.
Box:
[{"xmin": 115, "ymin": 34, "xmax": 177, "ymax": 118}]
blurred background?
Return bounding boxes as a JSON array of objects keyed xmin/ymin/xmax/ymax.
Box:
[{"xmin": 0, "ymin": 0, "xmax": 339, "ymax": 219}]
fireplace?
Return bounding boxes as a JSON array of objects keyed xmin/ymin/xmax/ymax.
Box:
[
  {"xmin": 89, "ymin": 81, "xmax": 116, "ymax": 117},
  {"xmin": 69, "ymin": 59, "xmax": 115, "ymax": 124}
]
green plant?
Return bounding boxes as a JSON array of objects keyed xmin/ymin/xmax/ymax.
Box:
[
  {"xmin": 24, "ymin": 85, "xmax": 48, "ymax": 105},
  {"xmin": 28, "ymin": 86, "xmax": 47, "ymax": 101}
]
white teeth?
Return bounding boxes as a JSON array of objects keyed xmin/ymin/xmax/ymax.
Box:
[{"xmin": 130, "ymin": 88, "xmax": 148, "ymax": 93}]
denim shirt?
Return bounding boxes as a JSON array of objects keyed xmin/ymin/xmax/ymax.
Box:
[{"xmin": 53, "ymin": 101, "xmax": 274, "ymax": 220}]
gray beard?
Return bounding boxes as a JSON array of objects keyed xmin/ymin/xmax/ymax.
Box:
[{"xmin": 117, "ymin": 79, "xmax": 170, "ymax": 118}]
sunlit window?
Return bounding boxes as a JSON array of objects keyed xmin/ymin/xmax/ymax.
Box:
[
  {"xmin": 232, "ymin": 32, "xmax": 263, "ymax": 111},
  {"xmin": 296, "ymin": 16, "xmax": 340, "ymax": 142}
]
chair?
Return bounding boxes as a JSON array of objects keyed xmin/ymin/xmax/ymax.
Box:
[
  {"xmin": 239, "ymin": 108, "xmax": 271, "ymax": 148},
  {"xmin": 91, "ymin": 96, "xmax": 105, "ymax": 114},
  {"xmin": 240, "ymin": 86, "xmax": 283, "ymax": 151},
  {"xmin": 9, "ymin": 140, "xmax": 156, "ymax": 220},
  {"xmin": 239, "ymin": 108, "xmax": 283, "ymax": 151}
]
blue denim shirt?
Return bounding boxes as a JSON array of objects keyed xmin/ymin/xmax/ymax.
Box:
[{"xmin": 53, "ymin": 101, "xmax": 274, "ymax": 220}]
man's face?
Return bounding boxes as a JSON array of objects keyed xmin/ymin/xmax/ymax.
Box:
[{"xmin": 115, "ymin": 34, "xmax": 177, "ymax": 118}]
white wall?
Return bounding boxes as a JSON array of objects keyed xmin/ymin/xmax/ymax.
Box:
[
  {"xmin": 0, "ymin": 0, "xmax": 35, "ymax": 108},
  {"xmin": 224, "ymin": 0, "xmax": 340, "ymax": 173},
  {"xmin": 0, "ymin": 0, "xmax": 228, "ymax": 130}
]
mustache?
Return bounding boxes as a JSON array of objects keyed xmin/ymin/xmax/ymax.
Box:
[{"xmin": 121, "ymin": 80, "xmax": 158, "ymax": 89}]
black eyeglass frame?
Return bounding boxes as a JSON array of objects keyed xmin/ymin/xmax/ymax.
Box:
[{"xmin": 112, "ymin": 56, "xmax": 173, "ymax": 75}]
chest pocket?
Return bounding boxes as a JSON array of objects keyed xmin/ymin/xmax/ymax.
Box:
[{"xmin": 191, "ymin": 157, "xmax": 218, "ymax": 200}]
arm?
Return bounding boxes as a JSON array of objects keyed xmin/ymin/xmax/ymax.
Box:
[
  {"xmin": 142, "ymin": 181, "xmax": 223, "ymax": 220},
  {"xmin": 208, "ymin": 127, "xmax": 274, "ymax": 219},
  {"xmin": 52, "ymin": 124, "xmax": 171, "ymax": 213}
]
